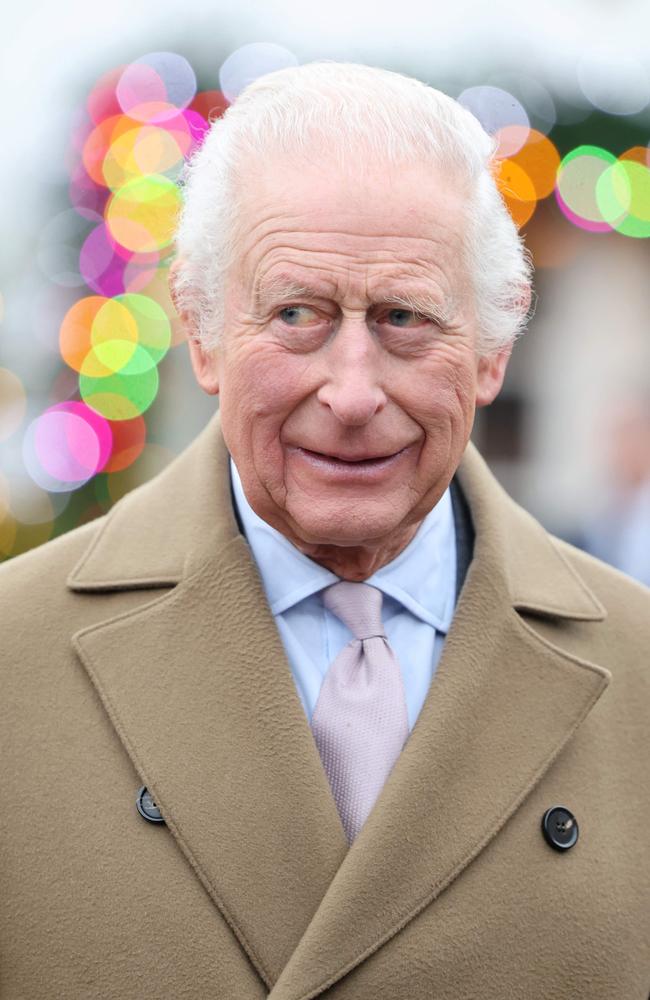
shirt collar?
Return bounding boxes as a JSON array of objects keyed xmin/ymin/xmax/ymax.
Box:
[{"xmin": 230, "ymin": 456, "xmax": 456, "ymax": 633}]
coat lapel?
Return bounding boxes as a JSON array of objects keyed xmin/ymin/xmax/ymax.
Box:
[
  {"xmin": 69, "ymin": 413, "xmax": 612, "ymax": 1000},
  {"xmin": 268, "ymin": 448, "xmax": 611, "ymax": 1000},
  {"xmin": 70, "ymin": 413, "xmax": 349, "ymax": 990}
]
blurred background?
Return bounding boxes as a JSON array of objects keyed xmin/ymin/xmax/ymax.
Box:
[{"xmin": 1, "ymin": 0, "xmax": 649, "ymax": 584}]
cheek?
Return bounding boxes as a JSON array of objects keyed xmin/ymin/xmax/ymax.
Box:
[
  {"xmin": 407, "ymin": 348, "xmax": 478, "ymax": 426},
  {"xmin": 221, "ymin": 344, "xmax": 311, "ymax": 421}
]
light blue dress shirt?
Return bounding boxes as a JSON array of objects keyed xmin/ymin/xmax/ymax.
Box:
[{"xmin": 230, "ymin": 457, "xmax": 457, "ymax": 733}]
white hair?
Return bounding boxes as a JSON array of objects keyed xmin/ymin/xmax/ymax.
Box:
[{"xmin": 174, "ymin": 61, "xmax": 532, "ymax": 355}]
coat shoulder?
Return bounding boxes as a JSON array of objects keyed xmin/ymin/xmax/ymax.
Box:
[
  {"xmin": 543, "ymin": 533, "xmax": 650, "ymax": 692},
  {"xmin": 0, "ymin": 518, "xmax": 111, "ymax": 692},
  {"xmin": 0, "ymin": 517, "xmax": 106, "ymax": 602},
  {"xmin": 551, "ymin": 532, "xmax": 650, "ymax": 622}
]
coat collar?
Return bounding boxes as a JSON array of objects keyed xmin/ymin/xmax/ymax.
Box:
[
  {"xmin": 69, "ymin": 411, "xmax": 610, "ymax": 1000},
  {"xmin": 67, "ymin": 409, "xmax": 606, "ymax": 623},
  {"xmin": 455, "ymin": 443, "xmax": 606, "ymax": 622},
  {"xmin": 67, "ymin": 410, "xmax": 239, "ymax": 590}
]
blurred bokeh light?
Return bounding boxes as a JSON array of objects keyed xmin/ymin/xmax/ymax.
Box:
[{"xmin": 1, "ymin": 15, "xmax": 649, "ymax": 562}]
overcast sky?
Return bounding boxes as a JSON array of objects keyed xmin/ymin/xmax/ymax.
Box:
[
  {"xmin": 3, "ymin": 0, "xmax": 648, "ymax": 132},
  {"xmin": 1, "ymin": 0, "xmax": 647, "ymax": 276}
]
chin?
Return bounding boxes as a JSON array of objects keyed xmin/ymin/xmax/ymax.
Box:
[{"xmin": 288, "ymin": 503, "xmax": 403, "ymax": 548}]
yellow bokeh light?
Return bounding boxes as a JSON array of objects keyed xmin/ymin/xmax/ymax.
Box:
[
  {"xmin": 106, "ymin": 174, "xmax": 182, "ymax": 253},
  {"xmin": 0, "ymin": 513, "xmax": 18, "ymax": 558},
  {"xmin": 0, "ymin": 470, "xmax": 10, "ymax": 520},
  {"xmin": 102, "ymin": 125, "xmax": 186, "ymax": 190},
  {"xmin": 84, "ymin": 297, "xmax": 139, "ymax": 376},
  {"xmin": 0, "ymin": 368, "xmax": 27, "ymax": 442}
]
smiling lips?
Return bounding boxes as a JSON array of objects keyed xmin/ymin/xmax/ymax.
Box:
[
  {"xmin": 286, "ymin": 444, "xmax": 413, "ymax": 481},
  {"xmin": 298, "ymin": 446, "xmax": 407, "ymax": 463}
]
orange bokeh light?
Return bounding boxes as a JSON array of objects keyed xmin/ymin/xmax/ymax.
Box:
[
  {"xmin": 82, "ymin": 115, "xmax": 141, "ymax": 187},
  {"xmin": 509, "ymin": 129, "xmax": 561, "ymax": 199},
  {"xmin": 59, "ymin": 296, "xmax": 106, "ymax": 373},
  {"xmin": 102, "ymin": 415, "xmax": 147, "ymax": 472},
  {"xmin": 495, "ymin": 158, "xmax": 537, "ymax": 228},
  {"xmin": 619, "ymin": 146, "xmax": 650, "ymax": 167}
]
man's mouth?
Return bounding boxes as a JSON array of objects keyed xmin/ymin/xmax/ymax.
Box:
[
  {"xmin": 300, "ymin": 447, "xmax": 404, "ymax": 465},
  {"xmin": 286, "ymin": 444, "xmax": 413, "ymax": 479}
]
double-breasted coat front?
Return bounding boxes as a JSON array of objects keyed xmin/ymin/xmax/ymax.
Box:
[{"xmin": 1, "ymin": 411, "xmax": 649, "ymax": 998}]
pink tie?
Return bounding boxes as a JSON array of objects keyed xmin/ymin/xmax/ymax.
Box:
[{"xmin": 310, "ymin": 581, "xmax": 410, "ymax": 844}]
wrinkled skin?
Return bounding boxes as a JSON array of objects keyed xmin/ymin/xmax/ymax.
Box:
[{"xmin": 179, "ymin": 155, "xmax": 511, "ymax": 580}]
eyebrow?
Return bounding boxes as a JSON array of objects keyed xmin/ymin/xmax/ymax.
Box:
[
  {"xmin": 254, "ymin": 278, "xmax": 324, "ymax": 311},
  {"xmin": 377, "ymin": 289, "xmax": 457, "ymax": 328},
  {"xmin": 254, "ymin": 276, "xmax": 458, "ymax": 328}
]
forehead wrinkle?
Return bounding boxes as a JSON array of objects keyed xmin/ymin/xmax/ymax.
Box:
[
  {"xmin": 239, "ymin": 212, "xmax": 460, "ymax": 260},
  {"xmin": 253, "ymin": 259, "xmax": 341, "ymax": 308},
  {"xmin": 252, "ymin": 255, "xmax": 372, "ymax": 310},
  {"xmin": 367, "ymin": 261, "xmax": 460, "ymax": 311},
  {"xmin": 241, "ymin": 213, "xmax": 464, "ymax": 280},
  {"xmin": 252, "ymin": 253, "xmax": 464, "ymax": 319},
  {"xmin": 253, "ymin": 241, "xmax": 454, "ymax": 283},
  {"xmin": 247, "ymin": 225, "xmax": 468, "ymax": 316}
]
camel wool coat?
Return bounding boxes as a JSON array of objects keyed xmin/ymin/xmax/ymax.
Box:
[{"xmin": 1, "ymin": 410, "xmax": 649, "ymax": 1000}]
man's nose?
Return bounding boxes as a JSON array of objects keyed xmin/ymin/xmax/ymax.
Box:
[{"xmin": 316, "ymin": 317, "xmax": 388, "ymax": 426}]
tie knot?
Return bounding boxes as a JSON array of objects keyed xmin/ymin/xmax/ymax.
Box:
[{"xmin": 322, "ymin": 581, "xmax": 386, "ymax": 640}]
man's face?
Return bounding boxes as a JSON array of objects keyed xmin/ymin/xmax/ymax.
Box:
[{"xmin": 187, "ymin": 154, "xmax": 509, "ymax": 555}]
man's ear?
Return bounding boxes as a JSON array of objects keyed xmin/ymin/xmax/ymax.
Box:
[
  {"xmin": 186, "ymin": 337, "xmax": 221, "ymax": 396},
  {"xmin": 475, "ymin": 281, "xmax": 531, "ymax": 407},
  {"xmin": 168, "ymin": 257, "xmax": 220, "ymax": 396},
  {"xmin": 475, "ymin": 343, "xmax": 512, "ymax": 407}
]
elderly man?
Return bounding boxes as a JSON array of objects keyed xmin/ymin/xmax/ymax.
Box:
[{"xmin": 1, "ymin": 64, "xmax": 649, "ymax": 1000}]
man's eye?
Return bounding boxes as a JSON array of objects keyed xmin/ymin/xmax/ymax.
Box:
[
  {"xmin": 381, "ymin": 308, "xmax": 429, "ymax": 328},
  {"xmin": 277, "ymin": 305, "xmax": 320, "ymax": 326}
]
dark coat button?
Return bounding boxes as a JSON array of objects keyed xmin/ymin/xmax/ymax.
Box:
[
  {"xmin": 541, "ymin": 806, "xmax": 578, "ymax": 851},
  {"xmin": 136, "ymin": 786, "xmax": 165, "ymax": 824}
]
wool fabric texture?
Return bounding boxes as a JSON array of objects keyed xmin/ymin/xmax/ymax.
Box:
[{"xmin": 1, "ymin": 411, "xmax": 649, "ymax": 999}]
